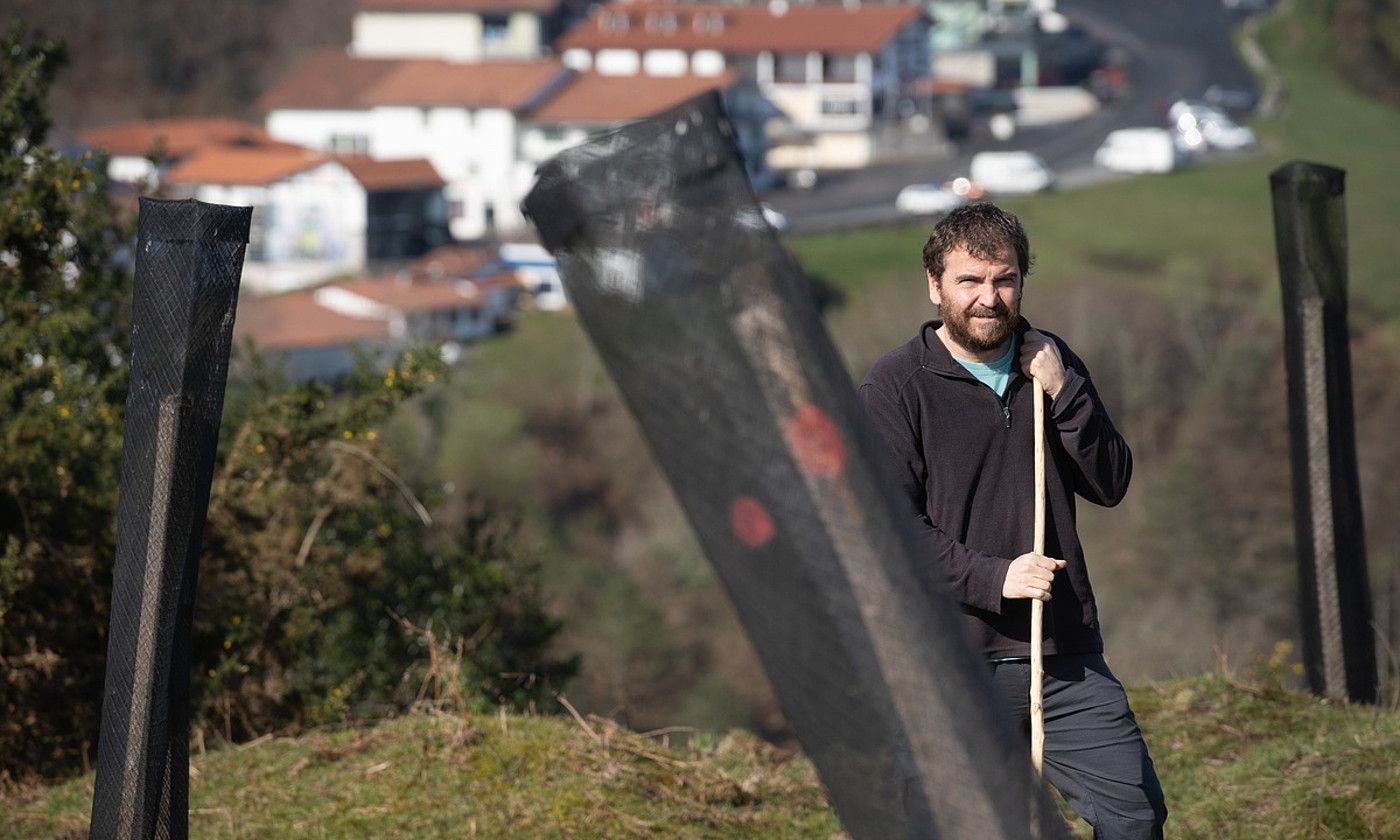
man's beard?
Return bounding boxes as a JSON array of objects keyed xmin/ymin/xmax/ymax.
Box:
[{"xmin": 940, "ymin": 297, "xmax": 1019, "ymax": 353}]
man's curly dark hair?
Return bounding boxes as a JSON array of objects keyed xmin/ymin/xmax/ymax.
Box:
[{"xmin": 921, "ymin": 202, "xmax": 1033, "ymax": 282}]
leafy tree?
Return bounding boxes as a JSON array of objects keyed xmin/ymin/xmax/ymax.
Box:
[
  {"xmin": 0, "ymin": 23, "xmax": 130, "ymax": 782},
  {"xmin": 0, "ymin": 23, "xmax": 572, "ymax": 782}
]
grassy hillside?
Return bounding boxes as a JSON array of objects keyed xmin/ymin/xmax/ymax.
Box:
[
  {"xmin": 382, "ymin": 0, "xmax": 1400, "ymax": 742},
  {"xmin": 6, "ymin": 674, "xmax": 1399, "ymax": 838}
]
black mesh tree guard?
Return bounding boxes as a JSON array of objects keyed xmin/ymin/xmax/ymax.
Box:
[
  {"xmin": 1270, "ymin": 161, "xmax": 1378, "ymax": 704},
  {"xmin": 90, "ymin": 198, "xmax": 252, "ymax": 839},
  {"xmin": 523, "ymin": 92, "xmax": 1067, "ymax": 840}
]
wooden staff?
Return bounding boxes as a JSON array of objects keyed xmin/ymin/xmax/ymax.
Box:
[{"xmin": 1031, "ymin": 377, "xmax": 1046, "ymax": 773}]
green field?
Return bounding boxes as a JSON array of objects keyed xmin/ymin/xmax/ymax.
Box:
[{"xmin": 7, "ymin": 672, "xmax": 1398, "ymax": 839}]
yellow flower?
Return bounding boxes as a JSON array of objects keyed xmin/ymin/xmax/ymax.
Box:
[
  {"xmin": 223, "ymin": 640, "xmax": 232, "ymax": 650},
  {"xmin": 365, "ymin": 430, "xmax": 378, "ymax": 441},
  {"xmin": 343, "ymin": 430, "xmax": 353, "ymax": 439},
  {"xmin": 255, "ymin": 443, "xmax": 265, "ymax": 454},
  {"xmin": 57, "ymin": 406, "xmax": 70, "ymax": 418},
  {"xmin": 232, "ymin": 615, "xmax": 242, "ymax": 625},
  {"xmin": 54, "ymin": 465, "xmax": 65, "ymax": 476}
]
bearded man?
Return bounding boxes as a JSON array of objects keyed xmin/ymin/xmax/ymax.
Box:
[{"xmin": 858, "ymin": 203, "xmax": 1168, "ymax": 839}]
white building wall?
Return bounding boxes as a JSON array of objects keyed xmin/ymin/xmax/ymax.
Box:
[
  {"xmin": 266, "ymin": 110, "xmax": 376, "ymax": 155},
  {"xmin": 643, "ymin": 50, "xmax": 689, "ymax": 76},
  {"xmin": 107, "ymin": 155, "xmax": 156, "ymax": 185},
  {"xmin": 369, "ymin": 107, "xmax": 432, "ymax": 162},
  {"xmin": 353, "ymin": 12, "xmax": 483, "ymax": 60},
  {"xmin": 596, "ymin": 49, "xmax": 641, "ymax": 75},
  {"xmin": 562, "ymin": 48, "xmax": 593, "ymax": 71},
  {"xmin": 494, "ymin": 13, "xmax": 543, "ymax": 57},
  {"xmin": 519, "ymin": 125, "xmax": 592, "ymax": 165},
  {"xmin": 193, "ymin": 162, "xmax": 367, "ymax": 293},
  {"xmin": 691, "ymin": 50, "xmax": 725, "ymax": 76}
]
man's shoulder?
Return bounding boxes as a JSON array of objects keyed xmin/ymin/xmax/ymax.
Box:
[{"xmin": 860, "ymin": 327, "xmax": 930, "ymax": 396}]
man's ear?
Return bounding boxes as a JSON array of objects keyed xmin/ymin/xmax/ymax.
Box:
[{"xmin": 926, "ymin": 270, "xmax": 941, "ymax": 307}]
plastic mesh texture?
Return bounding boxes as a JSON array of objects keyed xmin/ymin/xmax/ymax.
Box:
[
  {"xmin": 523, "ymin": 92, "xmax": 1069, "ymax": 840},
  {"xmin": 1269, "ymin": 161, "xmax": 1377, "ymax": 703},
  {"xmin": 90, "ymin": 198, "xmax": 252, "ymax": 840}
]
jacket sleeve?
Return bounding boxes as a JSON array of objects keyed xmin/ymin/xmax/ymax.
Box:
[
  {"xmin": 1047, "ymin": 340, "xmax": 1133, "ymax": 507},
  {"xmin": 858, "ymin": 377, "xmax": 1013, "ymax": 614}
]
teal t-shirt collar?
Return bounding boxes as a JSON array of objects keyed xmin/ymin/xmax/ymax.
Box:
[{"xmin": 952, "ymin": 338, "xmax": 1015, "ymax": 397}]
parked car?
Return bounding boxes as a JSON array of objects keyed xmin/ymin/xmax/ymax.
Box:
[
  {"xmin": 1203, "ymin": 84, "xmax": 1259, "ymax": 115},
  {"xmin": 1093, "ymin": 128, "xmax": 1186, "ymax": 174},
  {"xmin": 968, "ymin": 151, "xmax": 1055, "ymax": 194},
  {"xmin": 1200, "ymin": 120, "xmax": 1256, "ymax": 151},
  {"xmin": 1168, "ymin": 99, "xmax": 1255, "ymax": 152},
  {"xmin": 895, "ymin": 184, "xmax": 966, "ymax": 216},
  {"xmin": 760, "ymin": 203, "xmax": 789, "ymax": 231}
]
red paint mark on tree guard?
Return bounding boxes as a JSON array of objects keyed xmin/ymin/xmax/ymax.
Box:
[
  {"xmin": 783, "ymin": 404, "xmax": 846, "ymax": 478},
  {"xmin": 730, "ymin": 497, "xmax": 775, "ymax": 547}
]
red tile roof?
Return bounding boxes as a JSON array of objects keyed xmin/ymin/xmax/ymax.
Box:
[
  {"xmin": 80, "ymin": 118, "xmax": 301, "ymax": 159},
  {"xmin": 338, "ymin": 156, "xmax": 445, "ymax": 190},
  {"xmin": 336, "ymin": 276, "xmax": 484, "ymax": 311},
  {"xmin": 360, "ymin": 59, "xmax": 568, "ymax": 108},
  {"xmin": 558, "ymin": 0, "xmax": 925, "ymax": 54},
  {"xmin": 260, "ymin": 52, "xmax": 567, "ymax": 111},
  {"xmin": 235, "ymin": 290, "xmax": 392, "ymax": 350},
  {"xmin": 359, "ymin": 0, "xmax": 559, "ymax": 12},
  {"xmin": 163, "ymin": 147, "xmax": 331, "ymax": 187},
  {"xmin": 409, "ymin": 244, "xmax": 497, "ymax": 279},
  {"xmin": 257, "ymin": 48, "xmax": 404, "ymax": 111},
  {"xmin": 530, "ymin": 70, "xmax": 736, "ymax": 124}
]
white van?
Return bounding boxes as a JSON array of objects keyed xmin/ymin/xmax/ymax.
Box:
[
  {"xmin": 968, "ymin": 151, "xmax": 1055, "ymax": 194},
  {"xmin": 1093, "ymin": 128, "xmax": 1185, "ymax": 174}
]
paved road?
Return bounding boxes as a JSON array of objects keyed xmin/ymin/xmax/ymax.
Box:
[{"xmin": 764, "ymin": 0, "xmax": 1261, "ymax": 233}]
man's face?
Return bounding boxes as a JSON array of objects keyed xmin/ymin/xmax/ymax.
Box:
[{"xmin": 927, "ymin": 244, "xmax": 1022, "ymax": 355}]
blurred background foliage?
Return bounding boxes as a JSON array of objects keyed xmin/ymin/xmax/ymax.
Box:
[{"xmin": 0, "ymin": 25, "xmax": 572, "ymax": 785}]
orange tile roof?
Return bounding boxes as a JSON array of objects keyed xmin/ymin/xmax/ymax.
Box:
[
  {"xmin": 409, "ymin": 244, "xmax": 497, "ymax": 279},
  {"xmin": 164, "ymin": 147, "xmax": 330, "ymax": 186},
  {"xmin": 257, "ymin": 48, "xmax": 404, "ymax": 111},
  {"xmin": 338, "ymin": 156, "xmax": 445, "ymax": 190},
  {"xmin": 530, "ymin": 70, "xmax": 736, "ymax": 124},
  {"xmin": 464, "ymin": 269, "xmax": 526, "ymax": 292},
  {"xmin": 360, "ymin": 59, "xmax": 568, "ymax": 108},
  {"xmin": 359, "ymin": 0, "xmax": 559, "ymax": 12},
  {"xmin": 335, "ymin": 276, "xmax": 485, "ymax": 311},
  {"xmin": 558, "ymin": 0, "xmax": 925, "ymax": 54},
  {"xmin": 80, "ymin": 118, "xmax": 301, "ymax": 159},
  {"xmin": 235, "ymin": 290, "xmax": 392, "ymax": 350}
]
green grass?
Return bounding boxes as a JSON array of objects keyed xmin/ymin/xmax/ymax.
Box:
[
  {"xmin": 3, "ymin": 713, "xmax": 840, "ymax": 839},
  {"xmin": 6, "ymin": 676, "xmax": 1399, "ymax": 838}
]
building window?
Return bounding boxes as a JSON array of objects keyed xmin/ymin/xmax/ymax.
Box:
[
  {"xmin": 601, "ymin": 12, "xmax": 630, "ymax": 33},
  {"xmin": 821, "ymin": 97, "xmax": 861, "ymax": 116},
  {"xmin": 483, "ymin": 13, "xmax": 509, "ymax": 43},
  {"xmin": 775, "ymin": 53, "xmax": 807, "ymax": 83},
  {"xmin": 694, "ymin": 12, "xmax": 725, "ymax": 34},
  {"xmin": 247, "ymin": 204, "xmax": 274, "ymax": 261},
  {"xmin": 822, "ymin": 54, "xmax": 857, "ymax": 84},
  {"xmin": 328, "ymin": 133, "xmax": 369, "ymax": 155},
  {"xmin": 646, "ymin": 12, "xmax": 678, "ymax": 33}
]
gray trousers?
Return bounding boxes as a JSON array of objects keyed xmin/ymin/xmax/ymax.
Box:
[{"xmin": 989, "ymin": 654, "xmax": 1168, "ymax": 840}]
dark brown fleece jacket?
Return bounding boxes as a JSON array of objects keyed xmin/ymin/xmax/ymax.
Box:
[{"xmin": 858, "ymin": 319, "xmax": 1131, "ymax": 659}]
